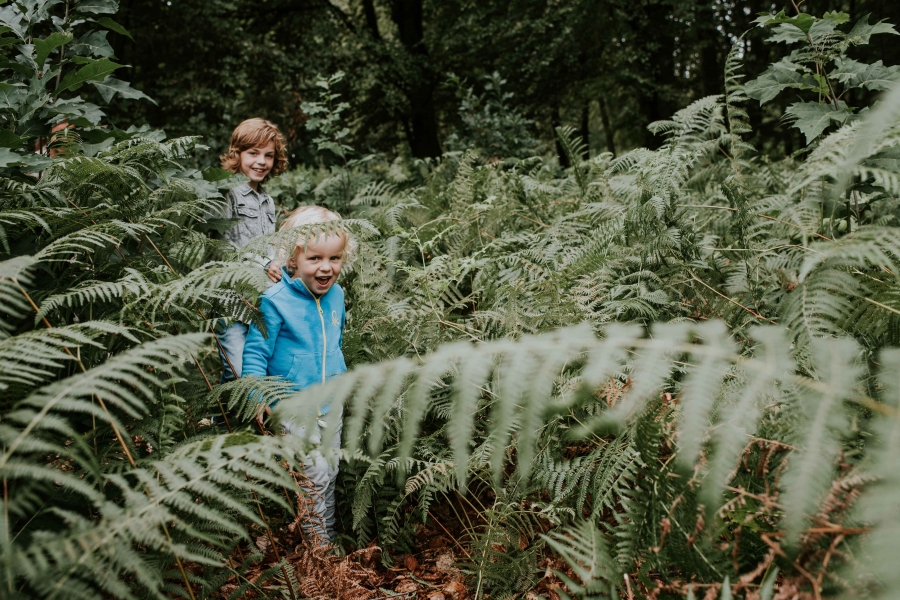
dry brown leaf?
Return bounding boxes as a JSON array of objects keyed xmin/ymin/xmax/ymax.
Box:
[
  {"xmin": 404, "ymin": 554, "xmax": 419, "ymax": 572},
  {"xmin": 443, "ymin": 580, "xmax": 467, "ymax": 600}
]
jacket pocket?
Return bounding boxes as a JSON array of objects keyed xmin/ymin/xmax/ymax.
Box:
[
  {"xmin": 236, "ymin": 202, "xmax": 259, "ymax": 218},
  {"xmin": 286, "ymin": 352, "xmax": 313, "ymax": 383}
]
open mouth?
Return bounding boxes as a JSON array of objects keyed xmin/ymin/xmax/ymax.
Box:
[{"xmin": 315, "ymin": 276, "xmax": 332, "ymax": 286}]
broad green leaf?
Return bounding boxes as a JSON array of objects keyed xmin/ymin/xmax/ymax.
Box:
[
  {"xmin": 745, "ymin": 59, "xmax": 810, "ymax": 104},
  {"xmin": 20, "ymin": 0, "xmax": 62, "ymax": 25},
  {"xmin": 81, "ymin": 135, "xmax": 114, "ymax": 157},
  {"xmin": 74, "ymin": 0, "xmax": 117, "ymax": 15},
  {"xmin": 0, "ymin": 36, "xmax": 18, "ymax": 48},
  {"xmin": 33, "ymin": 31, "xmax": 72, "ymax": 69},
  {"xmin": 0, "ymin": 128, "xmax": 23, "ymax": 148},
  {"xmin": 765, "ymin": 23, "xmax": 806, "ymax": 44},
  {"xmin": 823, "ymin": 11, "xmax": 850, "ymax": 25},
  {"xmin": 853, "ymin": 61, "xmax": 900, "ymax": 92},
  {"xmin": 762, "ymin": 10, "xmax": 817, "ymax": 34},
  {"xmin": 50, "ymin": 97, "xmax": 105, "ymax": 124},
  {"xmin": 785, "ymin": 101, "xmax": 849, "ymax": 144},
  {"xmin": 69, "ymin": 30, "xmax": 114, "ymax": 59},
  {"xmin": 202, "ymin": 167, "xmax": 234, "ymax": 182},
  {"xmin": 847, "ymin": 14, "xmax": 899, "ymax": 45},
  {"xmin": 831, "ymin": 57, "xmax": 868, "ymax": 84},
  {"xmin": 0, "ymin": 5, "xmax": 26, "ymax": 39},
  {"xmin": 93, "ymin": 16, "xmax": 132, "ymax": 40},
  {"xmin": 0, "ymin": 147, "xmax": 51, "ymax": 169},
  {"xmin": 56, "ymin": 57, "xmax": 121, "ymax": 94},
  {"xmin": 0, "ymin": 82, "xmax": 24, "ymax": 111},
  {"xmin": 91, "ymin": 75, "xmax": 154, "ymax": 104},
  {"xmin": 0, "ymin": 60, "xmax": 33, "ymax": 76},
  {"xmin": 808, "ymin": 18, "xmax": 837, "ymax": 41}
]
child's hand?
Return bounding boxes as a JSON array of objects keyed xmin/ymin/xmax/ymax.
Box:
[
  {"xmin": 256, "ymin": 405, "xmax": 273, "ymax": 430},
  {"xmin": 266, "ymin": 260, "xmax": 283, "ymax": 283}
]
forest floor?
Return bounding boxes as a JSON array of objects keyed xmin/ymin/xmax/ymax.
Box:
[{"xmin": 224, "ymin": 489, "xmax": 570, "ymax": 600}]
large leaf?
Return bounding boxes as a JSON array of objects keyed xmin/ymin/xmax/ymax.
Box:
[
  {"xmin": 807, "ymin": 18, "xmax": 837, "ymax": 41},
  {"xmin": 0, "ymin": 82, "xmax": 25, "ymax": 112},
  {"xmin": 765, "ymin": 24, "xmax": 806, "ymax": 45},
  {"xmin": 756, "ymin": 10, "xmax": 816, "ymax": 34},
  {"xmin": 847, "ymin": 13, "xmax": 899, "ymax": 45},
  {"xmin": 74, "ymin": 0, "xmax": 117, "ymax": 15},
  {"xmin": 831, "ymin": 56, "xmax": 869, "ymax": 84},
  {"xmin": 0, "ymin": 4, "xmax": 26, "ymax": 39},
  {"xmin": 852, "ymin": 60, "xmax": 900, "ymax": 92},
  {"xmin": 34, "ymin": 31, "xmax": 72, "ymax": 69},
  {"xmin": 93, "ymin": 17, "xmax": 132, "ymax": 40},
  {"xmin": 69, "ymin": 31, "xmax": 114, "ymax": 59},
  {"xmin": 91, "ymin": 76, "xmax": 153, "ymax": 104},
  {"xmin": 745, "ymin": 58, "xmax": 812, "ymax": 104},
  {"xmin": 785, "ymin": 101, "xmax": 849, "ymax": 144},
  {"xmin": 56, "ymin": 57, "xmax": 122, "ymax": 94}
]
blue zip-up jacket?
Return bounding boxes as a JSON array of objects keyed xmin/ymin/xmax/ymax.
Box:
[{"xmin": 242, "ymin": 266, "xmax": 347, "ymax": 411}]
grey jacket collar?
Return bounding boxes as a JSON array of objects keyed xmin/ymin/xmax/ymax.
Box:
[{"xmin": 237, "ymin": 182, "xmax": 267, "ymax": 197}]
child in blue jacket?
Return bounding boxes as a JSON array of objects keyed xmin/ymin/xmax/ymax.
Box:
[{"xmin": 242, "ymin": 205, "xmax": 355, "ymax": 542}]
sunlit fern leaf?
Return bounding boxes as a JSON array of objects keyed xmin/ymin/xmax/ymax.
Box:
[
  {"xmin": 780, "ymin": 337, "xmax": 862, "ymax": 542},
  {"xmin": 36, "ymin": 269, "xmax": 151, "ymax": 322},
  {"xmin": 0, "ymin": 210, "xmax": 51, "ymax": 253},
  {"xmin": 856, "ymin": 349, "xmax": 900, "ymax": 598},
  {"xmin": 676, "ymin": 320, "xmax": 736, "ymax": 467},
  {"xmin": 0, "ymin": 333, "xmax": 210, "ymax": 470},
  {"xmin": 5, "ymin": 434, "xmax": 296, "ymax": 600},
  {"xmin": 700, "ymin": 326, "xmax": 795, "ymax": 515},
  {"xmin": 555, "ymin": 126, "xmax": 589, "ymax": 195},
  {"xmin": 0, "ymin": 255, "xmax": 37, "ymax": 334},
  {"xmin": 0, "ymin": 321, "xmax": 134, "ymax": 392}
]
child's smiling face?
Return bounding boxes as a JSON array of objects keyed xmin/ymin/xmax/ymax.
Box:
[
  {"xmin": 288, "ymin": 233, "xmax": 346, "ymax": 297},
  {"xmin": 238, "ymin": 140, "xmax": 275, "ymax": 189}
]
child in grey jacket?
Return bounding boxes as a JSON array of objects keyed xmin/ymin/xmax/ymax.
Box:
[{"xmin": 214, "ymin": 118, "xmax": 288, "ymax": 382}]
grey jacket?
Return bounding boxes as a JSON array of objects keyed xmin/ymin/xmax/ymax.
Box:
[{"xmin": 216, "ymin": 183, "xmax": 277, "ymax": 266}]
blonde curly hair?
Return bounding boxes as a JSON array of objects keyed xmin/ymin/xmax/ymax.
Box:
[{"xmin": 280, "ymin": 205, "xmax": 357, "ymax": 264}]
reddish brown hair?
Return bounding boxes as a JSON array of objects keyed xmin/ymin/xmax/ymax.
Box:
[{"xmin": 219, "ymin": 118, "xmax": 288, "ymax": 178}]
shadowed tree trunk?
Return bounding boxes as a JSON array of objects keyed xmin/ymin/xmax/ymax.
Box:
[
  {"xmin": 598, "ymin": 94, "xmax": 617, "ymax": 157},
  {"xmin": 579, "ymin": 103, "xmax": 590, "ymax": 159},
  {"xmin": 390, "ymin": 0, "xmax": 442, "ymax": 158},
  {"xmin": 363, "ymin": 0, "xmax": 382, "ymax": 41},
  {"xmin": 634, "ymin": 0, "xmax": 677, "ymax": 149},
  {"xmin": 552, "ymin": 107, "xmax": 570, "ymax": 168}
]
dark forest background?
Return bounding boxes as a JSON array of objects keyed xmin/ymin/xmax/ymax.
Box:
[{"xmin": 103, "ymin": 0, "xmax": 900, "ymax": 165}]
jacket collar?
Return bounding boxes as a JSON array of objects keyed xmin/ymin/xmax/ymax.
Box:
[
  {"xmin": 280, "ymin": 266, "xmax": 337, "ymax": 302},
  {"xmin": 238, "ymin": 182, "xmax": 266, "ymax": 197}
]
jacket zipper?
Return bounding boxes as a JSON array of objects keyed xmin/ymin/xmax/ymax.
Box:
[
  {"xmin": 296, "ymin": 277, "xmax": 329, "ymax": 385},
  {"xmin": 315, "ymin": 296, "xmax": 326, "ymax": 384}
]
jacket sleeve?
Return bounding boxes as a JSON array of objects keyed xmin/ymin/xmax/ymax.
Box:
[{"xmin": 242, "ymin": 296, "xmax": 282, "ymax": 383}]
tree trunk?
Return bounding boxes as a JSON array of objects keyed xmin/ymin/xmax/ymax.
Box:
[
  {"xmin": 552, "ymin": 108, "xmax": 570, "ymax": 169},
  {"xmin": 579, "ymin": 103, "xmax": 590, "ymax": 159},
  {"xmin": 635, "ymin": 0, "xmax": 677, "ymax": 149},
  {"xmin": 362, "ymin": 0, "xmax": 382, "ymax": 41},
  {"xmin": 390, "ymin": 0, "xmax": 442, "ymax": 158},
  {"xmin": 598, "ymin": 95, "xmax": 617, "ymax": 157},
  {"xmin": 697, "ymin": 0, "xmax": 724, "ymax": 98}
]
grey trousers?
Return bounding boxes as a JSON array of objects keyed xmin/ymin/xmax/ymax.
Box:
[
  {"xmin": 283, "ymin": 410, "xmax": 342, "ymax": 543},
  {"xmin": 216, "ymin": 320, "xmax": 248, "ymax": 382}
]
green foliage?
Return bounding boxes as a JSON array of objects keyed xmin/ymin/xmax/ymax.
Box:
[
  {"xmin": 8, "ymin": 2, "xmax": 900, "ymax": 599},
  {"xmin": 747, "ymin": 9, "xmax": 900, "ymax": 144},
  {"xmin": 265, "ymin": 21, "xmax": 900, "ymax": 597}
]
